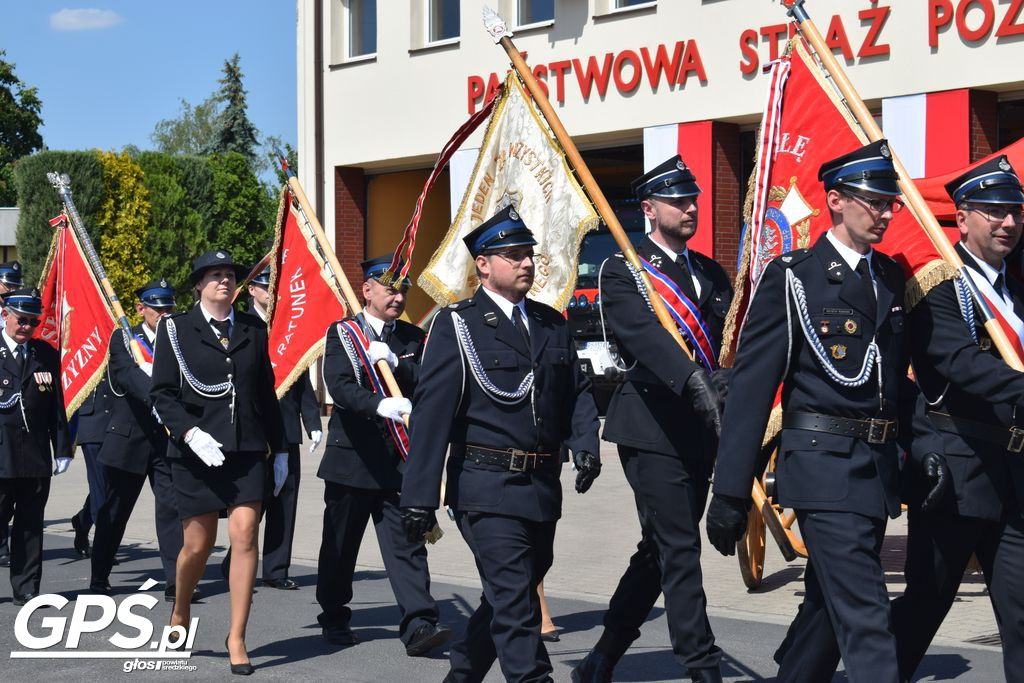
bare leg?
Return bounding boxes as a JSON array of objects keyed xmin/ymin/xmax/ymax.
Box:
[
  {"xmin": 226, "ymin": 501, "xmax": 260, "ymax": 665},
  {"xmin": 171, "ymin": 513, "xmax": 218, "ymax": 630},
  {"xmin": 538, "ymin": 581, "xmax": 557, "ymax": 635}
]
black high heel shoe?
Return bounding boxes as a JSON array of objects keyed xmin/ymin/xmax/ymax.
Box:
[{"xmin": 225, "ymin": 637, "xmax": 254, "ymax": 676}]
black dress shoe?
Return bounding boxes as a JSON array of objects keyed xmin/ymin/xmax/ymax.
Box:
[
  {"xmin": 688, "ymin": 666, "xmax": 724, "ymax": 683},
  {"xmin": 571, "ymin": 648, "xmax": 616, "ymax": 683},
  {"xmin": 261, "ymin": 577, "xmax": 298, "ymax": 590},
  {"xmin": 541, "ymin": 629, "xmax": 561, "ymax": 643},
  {"xmin": 12, "ymin": 593, "xmax": 39, "ymax": 606},
  {"xmin": 89, "ymin": 581, "xmax": 111, "ymax": 595},
  {"xmin": 322, "ymin": 624, "xmax": 359, "ymax": 647},
  {"xmin": 164, "ymin": 586, "xmax": 202, "ymax": 603},
  {"xmin": 225, "ymin": 637, "xmax": 254, "ymax": 676},
  {"xmin": 71, "ymin": 516, "xmax": 91, "ymax": 559},
  {"xmin": 406, "ymin": 623, "xmax": 451, "ymax": 657},
  {"xmin": 0, "ymin": 552, "xmax": 9, "ymax": 568}
]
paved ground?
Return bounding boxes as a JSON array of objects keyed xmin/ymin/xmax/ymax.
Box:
[{"xmin": 0, "ymin": 423, "xmax": 1007, "ymax": 681}]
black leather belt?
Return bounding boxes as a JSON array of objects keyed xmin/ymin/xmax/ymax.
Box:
[
  {"xmin": 927, "ymin": 411, "xmax": 1024, "ymax": 453},
  {"xmin": 462, "ymin": 445, "xmax": 556, "ymax": 473},
  {"xmin": 782, "ymin": 411, "xmax": 898, "ymax": 444}
]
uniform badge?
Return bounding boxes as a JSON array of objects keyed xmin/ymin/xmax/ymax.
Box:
[
  {"xmin": 650, "ymin": 254, "xmax": 663, "ymax": 268},
  {"xmin": 676, "ymin": 160, "xmax": 686, "ymax": 171},
  {"xmin": 819, "ymin": 320, "xmax": 830, "ymax": 334},
  {"xmin": 12, "ymin": 263, "xmax": 19, "ymax": 271},
  {"xmin": 782, "ymin": 256, "xmax": 792, "ymax": 263},
  {"xmin": 35, "ymin": 372, "xmax": 52, "ymax": 391},
  {"xmin": 979, "ymin": 337, "xmax": 993, "ymax": 351},
  {"xmin": 508, "ymin": 208, "xmax": 519, "ymax": 221},
  {"xmin": 216, "ymin": 251, "xmax": 226, "ymax": 258},
  {"xmin": 828, "ymin": 261, "xmax": 841, "ymax": 269},
  {"xmin": 880, "ymin": 143, "xmax": 891, "ymax": 158},
  {"xmin": 483, "ymin": 311, "xmax": 499, "ymax": 327},
  {"xmin": 830, "ymin": 344, "xmax": 847, "ymax": 360},
  {"xmin": 159, "ymin": 278, "xmax": 167, "ymax": 287},
  {"xmin": 1000, "ymin": 158, "xmax": 1012, "ymax": 172},
  {"xmin": 843, "ymin": 319, "xmax": 858, "ymax": 334}
]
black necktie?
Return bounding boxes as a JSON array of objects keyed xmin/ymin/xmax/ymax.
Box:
[
  {"xmin": 994, "ymin": 273, "xmax": 1008, "ymax": 304},
  {"xmin": 15, "ymin": 345, "xmax": 26, "ymax": 374},
  {"xmin": 675, "ymin": 254, "xmax": 699, "ymax": 302},
  {"xmin": 380, "ymin": 322, "xmax": 395, "ymax": 344},
  {"xmin": 855, "ymin": 258, "xmax": 876, "ymax": 309},
  {"xmin": 211, "ymin": 319, "xmax": 231, "ymax": 348},
  {"xmin": 511, "ymin": 306, "xmax": 530, "ymax": 349}
]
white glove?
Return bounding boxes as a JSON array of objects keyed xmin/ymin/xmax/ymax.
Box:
[
  {"xmin": 367, "ymin": 341, "xmax": 398, "ymax": 370},
  {"xmin": 376, "ymin": 397, "xmax": 411, "ymax": 421},
  {"xmin": 308, "ymin": 429, "xmax": 323, "ymax": 453},
  {"xmin": 138, "ymin": 361, "xmax": 153, "ymax": 377},
  {"xmin": 53, "ymin": 456, "xmax": 71, "ymax": 476},
  {"xmin": 272, "ymin": 453, "xmax": 289, "ymax": 496},
  {"xmin": 184, "ymin": 427, "xmax": 225, "ymax": 467}
]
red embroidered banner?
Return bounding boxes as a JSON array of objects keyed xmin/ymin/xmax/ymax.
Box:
[{"xmin": 37, "ymin": 214, "xmax": 116, "ymax": 417}]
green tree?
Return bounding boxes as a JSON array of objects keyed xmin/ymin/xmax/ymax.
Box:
[
  {"xmin": 96, "ymin": 151, "xmax": 151, "ymax": 318},
  {"xmin": 208, "ymin": 151, "xmax": 273, "ymax": 279},
  {"xmin": 136, "ymin": 152, "xmax": 210, "ymax": 303},
  {"xmin": 13, "ymin": 151, "xmax": 103, "ymax": 285},
  {"xmin": 0, "ymin": 50, "xmax": 44, "ymax": 205},
  {"xmin": 150, "ymin": 95, "xmax": 220, "ymax": 157},
  {"xmin": 210, "ymin": 54, "xmax": 259, "ymax": 168}
]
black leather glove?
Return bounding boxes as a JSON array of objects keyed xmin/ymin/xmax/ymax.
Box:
[
  {"xmin": 400, "ymin": 507, "xmax": 434, "ymax": 543},
  {"xmin": 572, "ymin": 450, "xmax": 602, "ymax": 494},
  {"xmin": 684, "ymin": 369, "xmax": 722, "ymax": 437},
  {"xmin": 705, "ymin": 493, "xmax": 750, "ymax": 556},
  {"xmin": 921, "ymin": 452, "xmax": 950, "ymax": 512},
  {"xmin": 710, "ymin": 367, "xmax": 733, "ymax": 404}
]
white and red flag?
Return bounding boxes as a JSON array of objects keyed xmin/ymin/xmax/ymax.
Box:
[{"xmin": 36, "ymin": 213, "xmax": 117, "ymax": 417}]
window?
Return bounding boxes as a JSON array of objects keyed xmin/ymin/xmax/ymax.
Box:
[
  {"xmin": 518, "ymin": 0, "xmax": 553, "ymax": 25},
  {"xmin": 616, "ymin": 0, "xmax": 653, "ymax": 6},
  {"xmin": 348, "ymin": 0, "xmax": 376, "ymax": 57},
  {"xmin": 428, "ymin": 0, "xmax": 459, "ymax": 43}
]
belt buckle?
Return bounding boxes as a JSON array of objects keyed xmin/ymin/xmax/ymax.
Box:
[
  {"xmin": 509, "ymin": 449, "xmax": 532, "ymax": 472},
  {"xmin": 867, "ymin": 418, "xmax": 891, "ymax": 444},
  {"xmin": 1008, "ymin": 428, "xmax": 1024, "ymax": 453}
]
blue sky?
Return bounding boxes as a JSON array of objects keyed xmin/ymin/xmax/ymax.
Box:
[{"xmin": 1, "ymin": 2, "xmax": 297, "ymax": 154}]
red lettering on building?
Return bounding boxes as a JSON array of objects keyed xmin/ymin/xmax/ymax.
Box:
[
  {"xmin": 738, "ymin": 28, "xmax": 759, "ymax": 75},
  {"xmin": 640, "ymin": 43, "xmax": 684, "ymax": 88},
  {"xmin": 858, "ymin": 5, "xmax": 891, "ymax": 58},
  {"xmin": 612, "ymin": 50, "xmax": 643, "ymax": 93},
  {"xmin": 573, "ymin": 53, "xmax": 614, "ymax": 100},
  {"xmin": 929, "ymin": 0, "xmax": 955, "ymax": 47},
  {"xmin": 956, "ymin": 0, "xmax": 995, "ymax": 42},
  {"xmin": 824, "ymin": 14, "xmax": 854, "ymax": 61},
  {"xmin": 677, "ymin": 40, "xmax": 707, "ymax": 86},
  {"xmin": 996, "ymin": 0, "xmax": 1024, "ymax": 37}
]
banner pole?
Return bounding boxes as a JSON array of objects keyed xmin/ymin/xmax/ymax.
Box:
[
  {"xmin": 481, "ymin": 7, "xmax": 693, "ymax": 361},
  {"xmin": 274, "ymin": 155, "xmax": 409, "ymax": 421},
  {"xmin": 46, "ymin": 172, "xmax": 146, "ymax": 366},
  {"xmin": 781, "ymin": 0, "xmax": 1022, "ymax": 371}
]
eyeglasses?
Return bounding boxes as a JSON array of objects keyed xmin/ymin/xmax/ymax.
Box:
[
  {"xmin": 966, "ymin": 205, "xmax": 1024, "ymax": 223},
  {"xmin": 843, "ymin": 191, "xmax": 904, "ymax": 214},
  {"xmin": 15, "ymin": 317, "xmax": 40, "ymax": 328},
  {"xmin": 489, "ymin": 250, "xmax": 537, "ymax": 265}
]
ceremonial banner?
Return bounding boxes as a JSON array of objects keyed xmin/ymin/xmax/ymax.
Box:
[
  {"xmin": 419, "ymin": 73, "xmax": 599, "ymax": 311},
  {"xmin": 37, "ymin": 213, "xmax": 117, "ymax": 417},
  {"xmin": 266, "ymin": 188, "xmax": 347, "ymax": 397}
]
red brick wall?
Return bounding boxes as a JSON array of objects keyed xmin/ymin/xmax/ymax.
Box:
[
  {"xmin": 969, "ymin": 89, "xmax": 999, "ymax": 162},
  {"xmin": 334, "ymin": 166, "xmax": 366, "ymax": 304},
  {"xmin": 712, "ymin": 122, "xmax": 742, "ymax": 281}
]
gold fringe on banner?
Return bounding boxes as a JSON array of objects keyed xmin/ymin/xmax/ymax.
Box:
[
  {"xmin": 265, "ymin": 186, "xmax": 289, "ymax": 324},
  {"xmin": 905, "ymin": 258, "xmax": 957, "ymax": 312}
]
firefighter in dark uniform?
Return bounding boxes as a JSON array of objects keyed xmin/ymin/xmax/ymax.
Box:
[
  {"xmin": 88, "ymin": 279, "xmax": 187, "ymax": 602},
  {"xmin": 705, "ymin": 140, "xmax": 946, "ymax": 683},
  {"xmin": 0, "ymin": 289, "xmax": 72, "ymax": 604},
  {"xmin": 891, "ymin": 156, "xmax": 1024, "ymax": 682},
  {"xmin": 316, "ymin": 254, "xmax": 449, "ymax": 656},
  {"xmin": 222, "ymin": 266, "xmax": 322, "ymax": 591},
  {"xmin": 0, "ymin": 261, "xmax": 23, "ymax": 569},
  {"xmin": 573, "ymin": 156, "xmax": 732, "ymax": 683},
  {"xmin": 400, "ymin": 208, "xmax": 602, "ymax": 683}
]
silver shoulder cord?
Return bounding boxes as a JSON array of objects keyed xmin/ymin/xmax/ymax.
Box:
[
  {"xmin": 165, "ymin": 317, "xmax": 236, "ymax": 423},
  {"xmin": 335, "ymin": 323, "xmax": 365, "ymax": 388},
  {"xmin": 451, "ymin": 312, "xmax": 533, "ymax": 405},
  {"xmin": 784, "ymin": 268, "xmax": 883, "ymax": 408},
  {"xmin": 0, "ymin": 383, "xmax": 26, "ymax": 430},
  {"xmin": 107, "ymin": 329, "xmax": 132, "ymax": 398},
  {"xmin": 597, "ymin": 257, "xmax": 637, "ymax": 373},
  {"xmin": 923, "ymin": 276, "xmax": 980, "ymax": 408}
]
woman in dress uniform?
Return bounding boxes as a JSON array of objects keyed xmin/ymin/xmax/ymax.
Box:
[{"xmin": 150, "ymin": 250, "xmax": 287, "ymax": 675}]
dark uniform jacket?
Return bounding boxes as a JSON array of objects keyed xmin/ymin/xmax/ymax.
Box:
[
  {"xmin": 714, "ymin": 235, "xmax": 940, "ymax": 519},
  {"xmin": 0, "ymin": 338, "xmax": 72, "ymax": 478},
  {"xmin": 600, "ymin": 236, "xmax": 732, "ymax": 457},
  {"xmin": 908, "ymin": 242, "xmax": 1024, "ymax": 520},
  {"xmin": 150, "ymin": 305, "xmax": 285, "ymax": 458},
  {"xmin": 97, "ymin": 325, "xmax": 166, "ymax": 476},
  {"xmin": 401, "ymin": 288, "xmax": 600, "ymax": 522},
  {"xmin": 75, "ymin": 381, "xmax": 115, "ymax": 445},
  {"xmin": 318, "ymin": 315, "xmax": 424, "ymax": 490}
]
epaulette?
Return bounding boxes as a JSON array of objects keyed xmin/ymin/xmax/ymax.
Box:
[
  {"xmin": 446, "ymin": 299, "xmax": 474, "ymax": 311},
  {"xmin": 774, "ymin": 248, "xmax": 812, "ymax": 268}
]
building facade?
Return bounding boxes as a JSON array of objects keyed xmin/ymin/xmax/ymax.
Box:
[{"xmin": 297, "ymin": 0, "xmax": 1024, "ymax": 321}]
